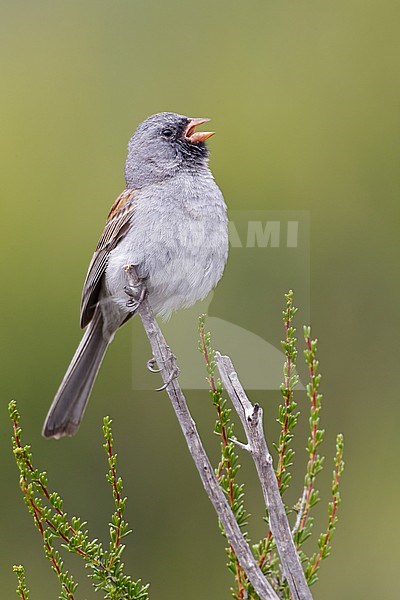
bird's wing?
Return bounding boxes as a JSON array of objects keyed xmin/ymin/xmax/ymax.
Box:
[{"xmin": 80, "ymin": 188, "xmax": 138, "ymax": 328}]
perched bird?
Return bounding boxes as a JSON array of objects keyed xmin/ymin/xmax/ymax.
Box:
[{"xmin": 43, "ymin": 112, "xmax": 228, "ymax": 439}]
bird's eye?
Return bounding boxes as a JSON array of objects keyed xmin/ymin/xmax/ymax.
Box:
[{"xmin": 161, "ymin": 128, "xmax": 174, "ymax": 138}]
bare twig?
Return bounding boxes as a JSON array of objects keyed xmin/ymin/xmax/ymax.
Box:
[
  {"xmin": 124, "ymin": 265, "xmax": 279, "ymax": 600},
  {"xmin": 215, "ymin": 353, "xmax": 313, "ymax": 600}
]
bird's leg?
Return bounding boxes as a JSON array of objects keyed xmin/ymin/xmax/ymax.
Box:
[
  {"xmin": 147, "ymin": 347, "xmax": 180, "ymax": 391},
  {"xmin": 123, "ymin": 265, "xmax": 179, "ymax": 390},
  {"xmin": 123, "ymin": 274, "xmax": 147, "ymax": 310}
]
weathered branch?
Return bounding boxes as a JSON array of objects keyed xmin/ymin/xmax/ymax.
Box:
[
  {"xmin": 215, "ymin": 353, "xmax": 313, "ymax": 600},
  {"xmin": 124, "ymin": 266, "xmax": 279, "ymax": 600}
]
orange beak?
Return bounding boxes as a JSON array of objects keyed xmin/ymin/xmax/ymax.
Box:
[{"xmin": 184, "ymin": 117, "xmax": 215, "ymax": 143}]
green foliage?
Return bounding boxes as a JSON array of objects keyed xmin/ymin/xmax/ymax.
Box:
[
  {"xmin": 10, "ymin": 291, "xmax": 344, "ymax": 599},
  {"xmin": 274, "ymin": 290, "xmax": 300, "ymax": 495},
  {"xmin": 305, "ymin": 433, "xmax": 344, "ymax": 585},
  {"xmin": 199, "ymin": 292, "xmax": 344, "ymax": 598},
  {"xmin": 292, "ymin": 327, "xmax": 326, "ymax": 557},
  {"xmin": 13, "ymin": 565, "xmax": 29, "ymax": 600},
  {"xmin": 9, "ymin": 402, "xmax": 149, "ymax": 600}
]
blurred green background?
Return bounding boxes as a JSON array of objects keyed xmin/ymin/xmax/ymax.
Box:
[{"xmin": 1, "ymin": 1, "xmax": 399, "ymax": 598}]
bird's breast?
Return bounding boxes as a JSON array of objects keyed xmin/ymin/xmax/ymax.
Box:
[{"xmin": 105, "ymin": 176, "xmax": 228, "ymax": 319}]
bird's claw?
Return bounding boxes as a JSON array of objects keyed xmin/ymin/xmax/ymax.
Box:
[
  {"xmin": 155, "ymin": 365, "xmax": 180, "ymax": 392},
  {"xmin": 147, "ymin": 357, "xmax": 162, "ymax": 373},
  {"xmin": 147, "ymin": 348, "xmax": 180, "ymax": 390},
  {"xmin": 124, "ymin": 281, "xmax": 147, "ymax": 310}
]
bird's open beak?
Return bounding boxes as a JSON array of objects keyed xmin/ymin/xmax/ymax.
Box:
[{"xmin": 184, "ymin": 118, "xmax": 215, "ymax": 143}]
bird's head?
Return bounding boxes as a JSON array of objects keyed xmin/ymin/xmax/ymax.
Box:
[{"xmin": 124, "ymin": 112, "xmax": 215, "ymax": 187}]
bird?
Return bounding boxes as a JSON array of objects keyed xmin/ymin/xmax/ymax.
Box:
[{"xmin": 42, "ymin": 112, "xmax": 229, "ymax": 439}]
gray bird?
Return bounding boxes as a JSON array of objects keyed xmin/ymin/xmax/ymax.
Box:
[{"xmin": 43, "ymin": 112, "xmax": 228, "ymax": 439}]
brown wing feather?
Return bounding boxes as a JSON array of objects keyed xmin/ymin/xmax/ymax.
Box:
[{"xmin": 80, "ymin": 189, "xmax": 137, "ymax": 328}]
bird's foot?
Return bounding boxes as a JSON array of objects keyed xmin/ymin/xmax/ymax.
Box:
[
  {"xmin": 147, "ymin": 348, "xmax": 180, "ymax": 391},
  {"xmin": 123, "ymin": 281, "xmax": 147, "ymax": 310}
]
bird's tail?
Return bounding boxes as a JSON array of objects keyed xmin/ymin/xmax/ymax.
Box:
[{"xmin": 42, "ymin": 310, "xmax": 110, "ymax": 439}]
